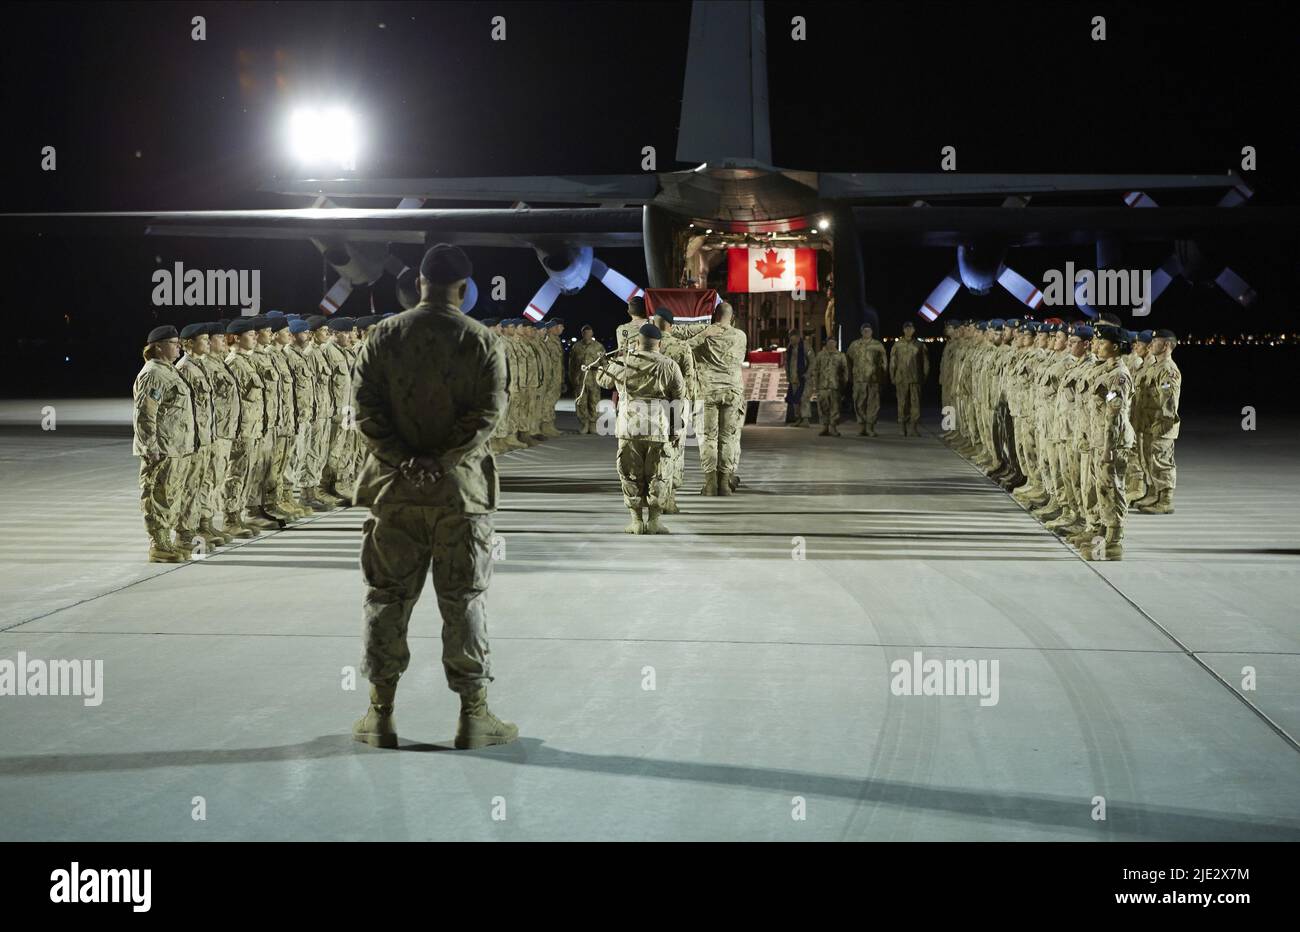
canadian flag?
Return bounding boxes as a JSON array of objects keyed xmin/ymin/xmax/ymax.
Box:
[{"xmin": 727, "ymin": 248, "xmax": 818, "ymax": 293}]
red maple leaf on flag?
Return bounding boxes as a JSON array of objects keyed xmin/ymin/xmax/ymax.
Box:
[{"xmin": 754, "ymin": 249, "xmax": 786, "ymax": 281}]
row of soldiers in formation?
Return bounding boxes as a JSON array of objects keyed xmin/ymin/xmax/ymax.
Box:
[
  {"xmin": 132, "ymin": 312, "xmax": 392, "ymax": 562},
  {"xmin": 938, "ymin": 317, "xmax": 1182, "ymax": 561},
  {"xmin": 584, "ymin": 296, "xmax": 748, "ymax": 534},
  {"xmin": 786, "ymin": 321, "xmax": 932, "ymax": 436},
  {"xmin": 133, "ymin": 310, "xmax": 597, "ymax": 561}
]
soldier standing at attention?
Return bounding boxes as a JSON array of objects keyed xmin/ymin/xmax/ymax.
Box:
[
  {"xmin": 889, "ymin": 321, "xmax": 930, "ymax": 436},
  {"xmin": 133, "ymin": 325, "xmax": 197, "ymax": 562},
  {"xmin": 652, "ymin": 308, "xmax": 697, "ymax": 515},
  {"xmin": 568, "ymin": 324, "xmax": 605, "ymax": 435},
  {"xmin": 244, "ymin": 316, "xmax": 284, "ymax": 528},
  {"xmin": 351, "ymin": 244, "xmax": 516, "ymax": 751},
  {"xmin": 810, "ymin": 333, "xmax": 849, "ymax": 436},
  {"xmin": 785, "ymin": 329, "xmax": 816, "ymax": 427},
  {"xmin": 683, "ymin": 301, "xmax": 747, "ymax": 496},
  {"xmin": 175, "ymin": 323, "xmax": 223, "ymax": 550},
  {"xmin": 1134, "ymin": 329, "xmax": 1181, "ymax": 515},
  {"xmin": 1079, "ymin": 325, "xmax": 1136, "ymax": 560},
  {"xmin": 540, "ymin": 319, "xmax": 567, "ymax": 437},
  {"xmin": 281, "ymin": 317, "xmax": 318, "ymax": 514},
  {"xmin": 197, "ymin": 322, "xmax": 248, "ymax": 539},
  {"xmin": 846, "ymin": 322, "xmax": 888, "ymax": 436},
  {"xmin": 593, "ymin": 322, "xmax": 686, "ymax": 534},
  {"xmin": 223, "ymin": 318, "xmax": 269, "ymax": 536},
  {"xmin": 321, "ymin": 317, "xmax": 356, "ymax": 501}
]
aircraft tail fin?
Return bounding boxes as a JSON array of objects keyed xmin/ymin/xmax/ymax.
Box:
[{"xmin": 676, "ymin": 0, "xmax": 771, "ymax": 167}]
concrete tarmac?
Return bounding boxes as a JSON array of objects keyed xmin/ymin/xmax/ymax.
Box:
[{"xmin": 1, "ymin": 399, "xmax": 1297, "ymax": 840}]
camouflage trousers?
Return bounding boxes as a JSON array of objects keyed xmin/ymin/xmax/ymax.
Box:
[
  {"xmin": 1145, "ymin": 435, "xmax": 1177, "ymax": 493},
  {"xmin": 896, "ymin": 382, "xmax": 921, "ymax": 427},
  {"xmin": 1094, "ymin": 450, "xmax": 1130, "ymax": 529},
  {"xmin": 616, "ymin": 437, "xmax": 671, "ymax": 510},
  {"xmin": 180, "ymin": 445, "xmax": 214, "ymax": 530},
  {"xmin": 543, "ymin": 379, "xmax": 561, "ymax": 430},
  {"xmin": 286, "ymin": 426, "xmax": 311, "ymax": 493},
  {"xmin": 360, "ymin": 505, "xmax": 495, "ymax": 694},
  {"xmin": 138, "ymin": 454, "xmax": 187, "ymax": 536},
  {"xmin": 206, "ymin": 438, "xmax": 232, "ymax": 521},
  {"xmin": 302, "ymin": 418, "xmax": 330, "ymax": 488},
  {"xmin": 852, "ymin": 381, "xmax": 881, "ymax": 428},
  {"xmin": 1124, "ymin": 433, "xmax": 1148, "ymax": 498},
  {"xmin": 224, "ymin": 438, "xmax": 258, "ymax": 519},
  {"xmin": 247, "ymin": 432, "xmax": 274, "ymax": 509},
  {"xmin": 264, "ymin": 434, "xmax": 291, "ymax": 504},
  {"xmin": 575, "ymin": 372, "xmax": 602, "ymax": 429},
  {"xmin": 697, "ymin": 390, "xmax": 743, "ymax": 474},
  {"xmin": 323, "ymin": 420, "xmax": 352, "ymax": 491},
  {"xmin": 818, "ymin": 389, "xmax": 841, "ymax": 425}
]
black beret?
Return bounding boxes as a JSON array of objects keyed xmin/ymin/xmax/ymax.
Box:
[
  {"xmin": 419, "ymin": 243, "xmax": 473, "ymax": 284},
  {"xmin": 1155, "ymin": 329, "xmax": 1178, "ymax": 340},
  {"xmin": 248, "ymin": 315, "xmax": 270, "ymax": 329},
  {"xmin": 653, "ymin": 307, "xmax": 674, "ymax": 323},
  {"xmin": 479, "ymin": 317, "xmax": 500, "ymax": 328},
  {"xmin": 1094, "ymin": 324, "xmax": 1129, "ymax": 345},
  {"xmin": 147, "ymin": 325, "xmax": 178, "ymax": 343},
  {"xmin": 269, "ymin": 317, "xmax": 290, "ymax": 332},
  {"xmin": 327, "ymin": 316, "xmax": 356, "ymax": 332},
  {"xmin": 226, "ymin": 318, "xmax": 255, "ymax": 335},
  {"xmin": 179, "ymin": 323, "xmax": 207, "ymax": 340},
  {"xmin": 305, "ymin": 315, "xmax": 328, "ymax": 330},
  {"xmin": 639, "ymin": 322, "xmax": 663, "ymax": 340},
  {"xmin": 353, "ymin": 315, "xmax": 380, "ymax": 329}
]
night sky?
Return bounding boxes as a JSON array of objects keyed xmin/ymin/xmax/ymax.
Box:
[{"xmin": 1, "ymin": 0, "xmax": 1295, "ymax": 394}]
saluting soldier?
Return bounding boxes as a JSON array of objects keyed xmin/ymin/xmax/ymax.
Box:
[
  {"xmin": 175, "ymin": 322, "xmax": 223, "ymax": 550},
  {"xmin": 593, "ymin": 322, "xmax": 686, "ymax": 534}
]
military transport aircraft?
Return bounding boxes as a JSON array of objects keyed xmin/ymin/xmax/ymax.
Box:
[{"xmin": 3, "ymin": 0, "xmax": 1285, "ymax": 333}]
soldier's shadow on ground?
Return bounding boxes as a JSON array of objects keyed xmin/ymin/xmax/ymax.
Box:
[{"xmin": 5, "ymin": 735, "xmax": 1295, "ymax": 840}]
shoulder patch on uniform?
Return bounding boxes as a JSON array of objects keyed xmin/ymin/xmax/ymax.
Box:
[{"xmin": 149, "ymin": 386, "xmax": 163, "ymax": 401}]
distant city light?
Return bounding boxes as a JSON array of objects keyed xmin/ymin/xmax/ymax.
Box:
[{"xmin": 288, "ymin": 106, "xmax": 359, "ymax": 171}]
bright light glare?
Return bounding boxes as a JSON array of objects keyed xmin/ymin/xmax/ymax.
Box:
[
  {"xmin": 289, "ymin": 106, "xmax": 359, "ymax": 171},
  {"xmin": 817, "ymin": 218, "xmax": 830, "ymax": 230}
]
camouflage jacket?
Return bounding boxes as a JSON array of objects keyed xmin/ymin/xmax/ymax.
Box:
[
  {"xmin": 197, "ymin": 353, "xmax": 240, "ymax": 441},
  {"xmin": 683, "ymin": 325, "xmax": 747, "ymax": 402},
  {"xmin": 175, "ymin": 354, "xmax": 215, "ymax": 447},
  {"xmin": 282, "ymin": 343, "xmax": 317, "ymax": 427},
  {"xmin": 224, "ymin": 350, "xmax": 266, "ymax": 440},
  {"xmin": 846, "ymin": 337, "xmax": 887, "ymax": 384},
  {"xmin": 352, "ymin": 302, "xmax": 507, "ymax": 512},
  {"xmin": 890, "ymin": 338, "xmax": 930, "ymax": 385},
  {"xmin": 594, "ymin": 349, "xmax": 686, "ymax": 442},
  {"xmin": 132, "ymin": 359, "xmax": 196, "ymax": 457}
]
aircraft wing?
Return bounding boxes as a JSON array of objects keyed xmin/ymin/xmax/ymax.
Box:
[
  {"xmin": 0, "ymin": 207, "xmax": 645, "ymax": 248},
  {"xmin": 823, "ymin": 172, "xmax": 1247, "ymax": 201},
  {"xmin": 263, "ymin": 175, "xmax": 659, "ymax": 205},
  {"xmin": 850, "ymin": 205, "xmax": 1295, "ymax": 247}
]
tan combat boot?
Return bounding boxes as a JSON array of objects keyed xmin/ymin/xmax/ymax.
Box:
[
  {"xmin": 147, "ymin": 530, "xmax": 186, "ymax": 563},
  {"xmin": 225, "ymin": 512, "xmax": 259, "ymax": 537},
  {"xmin": 352, "ymin": 682, "xmax": 398, "ymax": 749},
  {"xmin": 1083, "ymin": 526, "xmax": 1124, "ymax": 561},
  {"xmin": 661, "ymin": 489, "xmax": 680, "ymax": 514},
  {"xmin": 198, "ymin": 518, "xmax": 229, "ymax": 546},
  {"xmin": 700, "ymin": 474, "xmax": 718, "ymax": 496},
  {"xmin": 1138, "ymin": 490, "xmax": 1174, "ymax": 514},
  {"xmin": 624, "ymin": 506, "xmax": 645, "ymax": 534},
  {"xmin": 455, "ymin": 687, "xmax": 519, "ymax": 750},
  {"xmin": 644, "ymin": 507, "xmax": 670, "ymax": 534},
  {"xmin": 717, "ymin": 472, "xmax": 734, "ymax": 496}
]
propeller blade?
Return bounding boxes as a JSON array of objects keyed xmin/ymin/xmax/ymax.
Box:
[
  {"xmin": 1123, "ymin": 190, "xmax": 1159, "ymax": 208},
  {"xmin": 1214, "ymin": 267, "xmax": 1257, "ymax": 307},
  {"xmin": 320, "ymin": 277, "xmax": 353, "ymax": 314},
  {"xmin": 522, "ymin": 278, "xmax": 563, "ymax": 322},
  {"xmin": 589, "ymin": 257, "xmax": 643, "ymax": 303},
  {"xmin": 916, "ymin": 270, "xmax": 961, "ymax": 321},
  {"xmin": 1217, "ymin": 182, "xmax": 1253, "ymax": 208},
  {"xmin": 461, "ymin": 276, "xmax": 479, "ymax": 313},
  {"xmin": 1149, "ymin": 254, "xmax": 1184, "ymax": 304},
  {"xmin": 997, "ymin": 265, "xmax": 1045, "ymax": 311}
]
